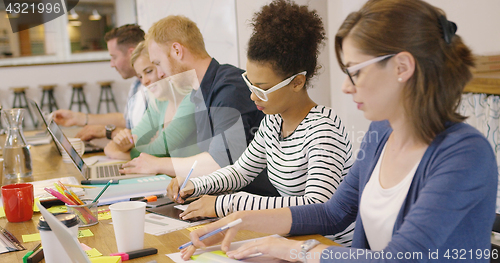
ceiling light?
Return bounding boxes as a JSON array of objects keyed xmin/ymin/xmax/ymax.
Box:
[
  {"xmin": 68, "ymin": 9, "xmax": 79, "ymax": 20},
  {"xmin": 69, "ymin": 20, "xmax": 82, "ymax": 26},
  {"xmin": 89, "ymin": 9, "xmax": 101, "ymax": 21}
]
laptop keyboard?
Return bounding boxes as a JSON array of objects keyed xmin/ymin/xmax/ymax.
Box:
[{"xmin": 96, "ymin": 164, "xmax": 124, "ymax": 178}]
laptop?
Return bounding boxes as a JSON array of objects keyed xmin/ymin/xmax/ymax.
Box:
[
  {"xmin": 27, "ymin": 99, "xmax": 104, "ymax": 153},
  {"xmin": 36, "ymin": 202, "xmax": 92, "ymax": 263},
  {"xmin": 46, "ymin": 118, "xmax": 156, "ymax": 181}
]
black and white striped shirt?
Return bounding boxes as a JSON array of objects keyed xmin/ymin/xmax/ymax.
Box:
[{"xmin": 191, "ymin": 105, "xmax": 355, "ymax": 244}]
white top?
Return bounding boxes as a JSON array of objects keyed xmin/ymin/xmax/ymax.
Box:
[{"xmin": 359, "ymin": 143, "xmax": 420, "ymax": 251}]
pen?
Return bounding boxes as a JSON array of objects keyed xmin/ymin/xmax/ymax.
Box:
[
  {"xmin": 92, "ymin": 180, "xmax": 113, "ymax": 203},
  {"xmin": 110, "ymin": 247, "xmax": 158, "ymax": 261},
  {"xmin": 23, "ymin": 243, "xmax": 41, "ymax": 263},
  {"xmin": 130, "ymin": 194, "xmax": 165, "ymax": 202},
  {"xmin": 178, "ymin": 218, "xmax": 243, "ymax": 250},
  {"xmin": 63, "ymin": 184, "xmax": 97, "ymax": 189},
  {"xmin": 177, "ymin": 160, "xmax": 197, "ymax": 202},
  {"xmin": 26, "ymin": 248, "xmax": 44, "ymax": 263}
]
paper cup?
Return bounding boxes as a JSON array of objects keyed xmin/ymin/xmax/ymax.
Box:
[{"xmin": 109, "ymin": 201, "xmax": 146, "ymax": 252}]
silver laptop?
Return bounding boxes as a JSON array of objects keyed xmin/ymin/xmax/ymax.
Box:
[
  {"xmin": 27, "ymin": 99, "xmax": 104, "ymax": 153},
  {"xmin": 46, "ymin": 119, "xmax": 155, "ymax": 181}
]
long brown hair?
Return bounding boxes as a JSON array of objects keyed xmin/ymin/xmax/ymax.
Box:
[{"xmin": 335, "ymin": 0, "xmax": 474, "ymax": 143}]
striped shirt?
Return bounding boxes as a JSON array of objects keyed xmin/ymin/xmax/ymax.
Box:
[{"xmin": 190, "ymin": 105, "xmax": 355, "ymax": 244}]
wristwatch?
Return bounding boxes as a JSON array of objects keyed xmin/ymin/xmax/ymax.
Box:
[
  {"xmin": 105, "ymin": 124, "xmax": 116, "ymax": 139},
  {"xmin": 300, "ymin": 239, "xmax": 320, "ymax": 263}
]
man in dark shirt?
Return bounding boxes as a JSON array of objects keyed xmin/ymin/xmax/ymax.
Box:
[{"xmin": 120, "ymin": 15, "xmax": 278, "ymax": 197}]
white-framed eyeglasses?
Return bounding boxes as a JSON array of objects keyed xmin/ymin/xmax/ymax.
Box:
[
  {"xmin": 242, "ymin": 71, "xmax": 307, "ymax": 101},
  {"xmin": 343, "ymin": 54, "xmax": 395, "ymax": 86}
]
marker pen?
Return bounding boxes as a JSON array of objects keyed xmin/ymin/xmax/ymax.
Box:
[{"xmin": 110, "ymin": 247, "xmax": 158, "ymax": 261}]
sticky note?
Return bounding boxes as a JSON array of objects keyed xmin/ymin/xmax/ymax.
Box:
[
  {"xmin": 78, "ymin": 229, "xmax": 94, "ymax": 238},
  {"xmin": 191, "ymin": 250, "xmax": 228, "ymax": 260},
  {"xmin": 98, "ymin": 210, "xmax": 112, "ymax": 220},
  {"xmin": 186, "ymin": 224, "xmax": 208, "ymax": 232},
  {"xmin": 47, "ymin": 205, "xmax": 68, "ymax": 213},
  {"xmin": 0, "ymin": 206, "xmax": 5, "ymax": 218},
  {"xmin": 22, "ymin": 230, "xmax": 94, "ymax": 242},
  {"xmin": 33, "ymin": 198, "xmax": 40, "ymax": 212},
  {"xmin": 85, "ymin": 248, "xmax": 103, "ymax": 258},
  {"xmin": 22, "ymin": 233, "xmax": 41, "ymax": 242},
  {"xmin": 89, "ymin": 256, "xmax": 122, "ymax": 263}
]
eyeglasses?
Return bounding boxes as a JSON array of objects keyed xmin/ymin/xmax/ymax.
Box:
[
  {"xmin": 242, "ymin": 71, "xmax": 307, "ymax": 101},
  {"xmin": 343, "ymin": 54, "xmax": 395, "ymax": 86}
]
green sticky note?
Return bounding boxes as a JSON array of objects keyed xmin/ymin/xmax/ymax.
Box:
[
  {"xmin": 78, "ymin": 229, "xmax": 94, "ymax": 238},
  {"xmin": 22, "ymin": 233, "xmax": 41, "ymax": 242},
  {"xmin": 85, "ymin": 248, "xmax": 103, "ymax": 258},
  {"xmin": 191, "ymin": 250, "xmax": 228, "ymax": 260}
]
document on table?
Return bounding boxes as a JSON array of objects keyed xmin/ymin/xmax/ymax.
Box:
[
  {"xmin": 166, "ymin": 235, "xmax": 286, "ymax": 262},
  {"xmin": 143, "ymin": 213, "xmax": 214, "ymax": 236}
]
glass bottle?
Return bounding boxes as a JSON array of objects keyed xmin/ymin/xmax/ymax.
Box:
[{"xmin": 2, "ymin": 108, "xmax": 33, "ymax": 185}]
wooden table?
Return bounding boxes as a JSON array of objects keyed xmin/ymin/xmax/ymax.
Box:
[
  {"xmin": 464, "ymin": 71, "xmax": 500, "ymax": 95},
  {"xmin": 1, "ymin": 132, "xmax": 339, "ymax": 262}
]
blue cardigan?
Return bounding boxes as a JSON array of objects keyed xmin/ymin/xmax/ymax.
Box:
[{"xmin": 289, "ymin": 121, "xmax": 497, "ymax": 262}]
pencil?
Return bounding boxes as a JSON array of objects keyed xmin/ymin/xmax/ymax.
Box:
[
  {"xmin": 63, "ymin": 184, "xmax": 97, "ymax": 189},
  {"xmin": 92, "ymin": 180, "xmax": 113, "ymax": 203}
]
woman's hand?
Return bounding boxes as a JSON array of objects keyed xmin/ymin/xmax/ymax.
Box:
[
  {"xmin": 120, "ymin": 153, "xmax": 161, "ymax": 174},
  {"xmin": 226, "ymin": 236, "xmax": 303, "ymax": 262},
  {"xmin": 180, "ymin": 213, "xmax": 244, "ymax": 260},
  {"xmin": 166, "ymin": 177, "xmax": 195, "ymax": 203},
  {"xmin": 104, "ymin": 141, "xmax": 132, "ymax": 160},
  {"xmin": 179, "ymin": 195, "xmax": 217, "ymax": 220},
  {"xmin": 112, "ymin": 129, "xmax": 135, "ymax": 151}
]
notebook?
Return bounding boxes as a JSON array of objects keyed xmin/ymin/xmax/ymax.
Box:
[
  {"xmin": 46, "ymin": 120, "xmax": 156, "ymax": 181},
  {"xmin": 27, "ymin": 99, "xmax": 104, "ymax": 153}
]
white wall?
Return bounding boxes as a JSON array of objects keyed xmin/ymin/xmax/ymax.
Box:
[
  {"xmin": 327, "ymin": 0, "xmax": 500, "ymax": 151},
  {"xmin": 236, "ymin": 0, "xmax": 331, "ymax": 107}
]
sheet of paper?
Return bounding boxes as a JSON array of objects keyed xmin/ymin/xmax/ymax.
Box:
[
  {"xmin": 174, "ymin": 204, "xmax": 188, "ymax": 211},
  {"xmin": 166, "ymin": 235, "xmax": 286, "ymax": 263},
  {"xmin": 143, "ymin": 213, "xmax": 214, "ymax": 236},
  {"xmin": 85, "ymin": 248, "xmax": 103, "ymax": 258},
  {"xmin": 29, "ymin": 177, "xmax": 84, "ymax": 198}
]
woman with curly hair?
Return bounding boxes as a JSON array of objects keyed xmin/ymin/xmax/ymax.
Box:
[
  {"xmin": 181, "ymin": 0, "xmax": 497, "ymax": 262},
  {"xmin": 168, "ymin": 0, "xmax": 355, "ymax": 246}
]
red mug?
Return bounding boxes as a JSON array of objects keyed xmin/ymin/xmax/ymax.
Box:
[{"xmin": 1, "ymin": 183, "xmax": 34, "ymax": 222}]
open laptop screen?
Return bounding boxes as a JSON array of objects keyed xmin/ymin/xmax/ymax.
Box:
[{"xmin": 47, "ymin": 121, "xmax": 86, "ymax": 173}]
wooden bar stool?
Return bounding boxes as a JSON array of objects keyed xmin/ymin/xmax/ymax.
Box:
[
  {"xmin": 10, "ymin": 86, "xmax": 37, "ymax": 127},
  {"xmin": 97, "ymin": 81, "xmax": 119, "ymax": 113},
  {"xmin": 40, "ymin": 84, "xmax": 59, "ymax": 112},
  {"xmin": 68, "ymin": 83, "xmax": 91, "ymax": 113}
]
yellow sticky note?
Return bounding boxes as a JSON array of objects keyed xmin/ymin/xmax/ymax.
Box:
[
  {"xmin": 22, "ymin": 233, "xmax": 41, "ymax": 242},
  {"xmin": 98, "ymin": 211, "xmax": 112, "ymax": 220},
  {"xmin": 78, "ymin": 229, "xmax": 94, "ymax": 238},
  {"xmin": 0, "ymin": 206, "xmax": 5, "ymax": 218},
  {"xmin": 47, "ymin": 205, "xmax": 68, "ymax": 213},
  {"xmin": 186, "ymin": 224, "xmax": 208, "ymax": 232},
  {"xmin": 85, "ymin": 248, "xmax": 103, "ymax": 258},
  {"xmin": 90, "ymin": 256, "xmax": 122, "ymax": 263},
  {"xmin": 33, "ymin": 198, "xmax": 40, "ymax": 212},
  {"xmin": 191, "ymin": 250, "xmax": 228, "ymax": 260}
]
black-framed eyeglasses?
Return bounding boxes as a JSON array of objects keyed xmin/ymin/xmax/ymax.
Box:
[{"xmin": 343, "ymin": 54, "xmax": 395, "ymax": 86}]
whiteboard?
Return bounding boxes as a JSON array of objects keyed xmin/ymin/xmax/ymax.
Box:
[{"xmin": 136, "ymin": 0, "xmax": 239, "ymax": 66}]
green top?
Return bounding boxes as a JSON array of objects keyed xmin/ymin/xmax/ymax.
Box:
[{"xmin": 130, "ymin": 94, "xmax": 200, "ymax": 159}]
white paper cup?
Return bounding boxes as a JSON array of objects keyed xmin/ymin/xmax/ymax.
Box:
[
  {"xmin": 109, "ymin": 201, "xmax": 146, "ymax": 252},
  {"xmin": 58, "ymin": 138, "xmax": 85, "ymax": 163}
]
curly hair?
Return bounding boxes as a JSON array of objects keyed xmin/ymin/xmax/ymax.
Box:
[{"xmin": 248, "ymin": 0, "xmax": 325, "ymax": 87}]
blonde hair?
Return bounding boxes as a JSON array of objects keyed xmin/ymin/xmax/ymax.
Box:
[
  {"xmin": 130, "ymin": 41, "xmax": 148, "ymax": 67},
  {"xmin": 145, "ymin": 15, "xmax": 209, "ymax": 58}
]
